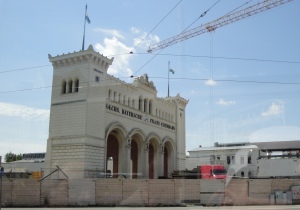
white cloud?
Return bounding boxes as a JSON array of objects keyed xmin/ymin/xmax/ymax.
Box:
[
  {"xmin": 133, "ymin": 32, "xmax": 160, "ymax": 49},
  {"xmin": 261, "ymin": 102, "xmax": 284, "ymax": 117},
  {"xmin": 131, "ymin": 27, "xmax": 140, "ymax": 34},
  {"xmin": 95, "ymin": 28, "xmax": 125, "ymax": 39},
  {"xmin": 0, "ymin": 102, "xmax": 49, "ymax": 120},
  {"xmin": 94, "ymin": 28, "xmax": 160, "ymax": 77},
  {"xmin": 95, "ymin": 37, "xmax": 133, "ymax": 77},
  {"xmin": 217, "ymin": 98, "xmax": 236, "ymax": 106},
  {"xmin": 205, "ymin": 78, "xmax": 217, "ymax": 86},
  {"xmin": 130, "ymin": 27, "xmax": 160, "ymax": 50}
]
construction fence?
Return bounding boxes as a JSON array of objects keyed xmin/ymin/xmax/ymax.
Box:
[{"xmin": 1, "ymin": 178, "xmax": 300, "ymax": 207}]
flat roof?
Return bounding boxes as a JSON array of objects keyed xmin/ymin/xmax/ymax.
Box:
[
  {"xmin": 250, "ymin": 140, "xmax": 300, "ymax": 151},
  {"xmin": 188, "ymin": 140, "xmax": 300, "ymax": 152},
  {"xmin": 188, "ymin": 145, "xmax": 258, "ymax": 152}
]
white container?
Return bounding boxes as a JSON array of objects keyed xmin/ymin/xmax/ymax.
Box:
[
  {"xmin": 275, "ymin": 191, "xmax": 283, "ymax": 205},
  {"xmin": 270, "ymin": 194, "xmax": 275, "ymax": 205}
]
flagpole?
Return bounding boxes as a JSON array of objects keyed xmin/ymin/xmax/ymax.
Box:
[
  {"xmin": 82, "ymin": 4, "xmax": 87, "ymax": 51},
  {"xmin": 168, "ymin": 61, "xmax": 170, "ymax": 97}
]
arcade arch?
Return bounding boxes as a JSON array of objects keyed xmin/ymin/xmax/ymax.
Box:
[
  {"xmin": 129, "ymin": 129, "xmax": 145, "ymax": 179},
  {"xmin": 163, "ymin": 139, "xmax": 175, "ymax": 178},
  {"xmin": 105, "ymin": 123, "xmax": 127, "ymax": 178},
  {"xmin": 106, "ymin": 124, "xmax": 176, "ymax": 179}
]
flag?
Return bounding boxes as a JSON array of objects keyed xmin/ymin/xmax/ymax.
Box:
[
  {"xmin": 85, "ymin": 4, "xmax": 91, "ymax": 24},
  {"xmin": 169, "ymin": 69, "xmax": 175, "ymax": 74},
  {"xmin": 85, "ymin": 14, "xmax": 91, "ymax": 24}
]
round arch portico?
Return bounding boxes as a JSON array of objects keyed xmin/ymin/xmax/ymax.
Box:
[{"xmin": 105, "ymin": 123, "xmax": 176, "ymax": 179}]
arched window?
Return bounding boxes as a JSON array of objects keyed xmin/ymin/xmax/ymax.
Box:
[
  {"xmin": 68, "ymin": 80, "xmax": 73, "ymax": 93},
  {"xmin": 149, "ymin": 100, "xmax": 152, "ymax": 114},
  {"xmin": 139, "ymin": 96, "xmax": 143, "ymax": 111},
  {"xmin": 128, "ymin": 97, "xmax": 131, "ymax": 107},
  {"xmin": 108, "ymin": 89, "xmax": 111, "ymax": 100},
  {"xmin": 62, "ymin": 80, "xmax": 67, "ymax": 94},
  {"xmin": 132, "ymin": 99, "xmax": 135, "ymax": 109},
  {"xmin": 144, "ymin": 98, "xmax": 148, "ymax": 113},
  {"xmin": 74, "ymin": 79, "xmax": 79, "ymax": 92}
]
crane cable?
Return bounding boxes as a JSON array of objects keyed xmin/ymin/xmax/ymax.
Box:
[
  {"xmin": 129, "ymin": 0, "xmax": 184, "ymax": 54},
  {"xmin": 131, "ymin": 0, "xmax": 222, "ymax": 77}
]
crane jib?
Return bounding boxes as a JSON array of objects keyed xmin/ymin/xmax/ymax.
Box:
[{"xmin": 147, "ymin": 0, "xmax": 294, "ymax": 53}]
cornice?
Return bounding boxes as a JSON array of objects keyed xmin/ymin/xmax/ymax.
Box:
[{"xmin": 48, "ymin": 45, "xmax": 113, "ymax": 70}]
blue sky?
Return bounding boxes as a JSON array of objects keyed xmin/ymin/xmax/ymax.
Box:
[{"xmin": 0, "ymin": 0, "xmax": 300, "ymax": 159}]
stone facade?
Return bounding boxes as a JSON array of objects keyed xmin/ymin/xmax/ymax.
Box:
[{"xmin": 44, "ymin": 45, "xmax": 188, "ymax": 178}]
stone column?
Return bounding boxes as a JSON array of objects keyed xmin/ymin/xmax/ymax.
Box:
[
  {"xmin": 123, "ymin": 138, "xmax": 131, "ymax": 179},
  {"xmin": 158, "ymin": 144, "xmax": 165, "ymax": 178},
  {"xmin": 143, "ymin": 142, "xmax": 149, "ymax": 179}
]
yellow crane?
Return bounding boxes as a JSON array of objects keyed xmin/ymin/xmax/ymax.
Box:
[{"xmin": 147, "ymin": 0, "xmax": 294, "ymax": 53}]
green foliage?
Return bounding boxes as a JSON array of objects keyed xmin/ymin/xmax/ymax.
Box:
[{"xmin": 4, "ymin": 152, "xmax": 22, "ymax": 162}]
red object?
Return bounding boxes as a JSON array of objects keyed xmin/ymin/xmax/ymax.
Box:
[{"xmin": 198, "ymin": 164, "xmax": 227, "ymax": 179}]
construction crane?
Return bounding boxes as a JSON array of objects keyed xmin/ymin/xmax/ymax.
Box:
[{"xmin": 147, "ymin": 0, "xmax": 294, "ymax": 53}]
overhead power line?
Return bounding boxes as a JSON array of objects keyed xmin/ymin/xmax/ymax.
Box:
[
  {"xmin": 129, "ymin": 0, "xmax": 184, "ymax": 53},
  {"xmin": 131, "ymin": 0, "xmax": 222, "ymax": 76},
  {"xmin": 0, "ymin": 54, "xmax": 299, "ymax": 75},
  {"xmin": 0, "ymin": 65, "xmax": 51, "ymax": 74},
  {"xmin": 1, "ymin": 76, "xmax": 300, "ymax": 94}
]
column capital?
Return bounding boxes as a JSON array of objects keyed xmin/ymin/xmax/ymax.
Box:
[
  {"xmin": 144, "ymin": 142, "xmax": 149, "ymax": 152},
  {"xmin": 160, "ymin": 144, "xmax": 165, "ymax": 154},
  {"xmin": 125, "ymin": 137, "xmax": 132, "ymax": 149}
]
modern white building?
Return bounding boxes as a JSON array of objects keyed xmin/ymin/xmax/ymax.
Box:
[
  {"xmin": 187, "ymin": 143, "xmax": 259, "ymax": 178},
  {"xmin": 187, "ymin": 141, "xmax": 300, "ymax": 178},
  {"xmin": 44, "ymin": 45, "xmax": 188, "ymax": 179}
]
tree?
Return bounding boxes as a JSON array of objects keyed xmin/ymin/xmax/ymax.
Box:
[{"xmin": 4, "ymin": 152, "xmax": 22, "ymax": 163}]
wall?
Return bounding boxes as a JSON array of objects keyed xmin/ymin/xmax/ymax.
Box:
[{"xmin": 1, "ymin": 178, "xmax": 299, "ymax": 207}]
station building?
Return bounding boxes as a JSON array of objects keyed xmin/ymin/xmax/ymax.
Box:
[{"xmin": 44, "ymin": 45, "xmax": 188, "ymax": 179}]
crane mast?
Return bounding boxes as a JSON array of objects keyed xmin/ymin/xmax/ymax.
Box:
[{"xmin": 147, "ymin": 0, "xmax": 294, "ymax": 53}]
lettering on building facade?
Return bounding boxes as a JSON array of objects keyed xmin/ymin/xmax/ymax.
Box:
[
  {"xmin": 106, "ymin": 103, "xmax": 175, "ymax": 131},
  {"xmin": 94, "ymin": 68, "xmax": 104, "ymax": 75}
]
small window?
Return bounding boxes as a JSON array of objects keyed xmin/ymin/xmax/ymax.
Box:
[
  {"xmin": 128, "ymin": 97, "xmax": 131, "ymax": 107},
  {"xmin": 74, "ymin": 79, "xmax": 79, "ymax": 92},
  {"xmin": 248, "ymin": 156, "xmax": 252, "ymax": 164},
  {"xmin": 68, "ymin": 80, "xmax": 73, "ymax": 93},
  {"xmin": 108, "ymin": 89, "xmax": 111, "ymax": 99},
  {"xmin": 240, "ymin": 156, "xmax": 244, "ymax": 164},
  {"xmin": 231, "ymin": 156, "xmax": 235, "ymax": 164},
  {"xmin": 95, "ymin": 76, "xmax": 99, "ymax": 82},
  {"xmin": 62, "ymin": 80, "xmax": 67, "ymax": 94},
  {"xmin": 227, "ymin": 156, "xmax": 231, "ymax": 164},
  {"xmin": 139, "ymin": 97, "xmax": 142, "ymax": 110},
  {"xmin": 241, "ymin": 171, "xmax": 244, "ymax": 177}
]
